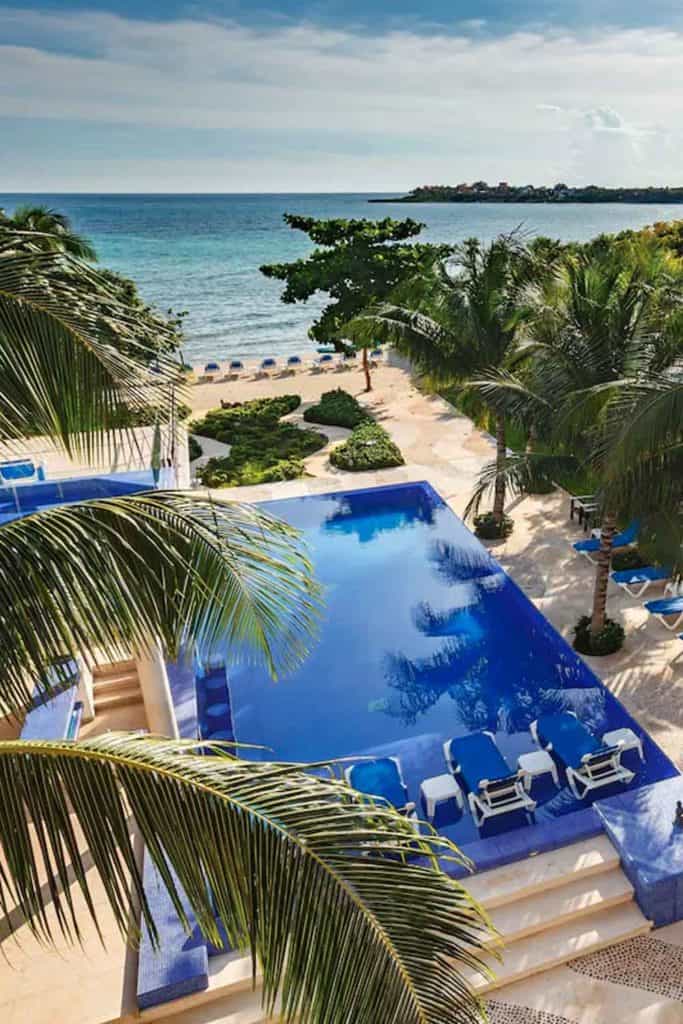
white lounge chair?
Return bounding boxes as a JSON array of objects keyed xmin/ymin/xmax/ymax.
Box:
[
  {"xmin": 443, "ymin": 732, "xmax": 536, "ymax": 826},
  {"xmin": 531, "ymin": 712, "xmax": 636, "ymax": 800}
]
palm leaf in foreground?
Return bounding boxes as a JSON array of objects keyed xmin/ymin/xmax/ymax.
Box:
[
  {"xmin": 0, "ymin": 244, "xmax": 179, "ymax": 457},
  {"xmin": 0, "ymin": 492, "xmax": 320, "ymax": 714},
  {"xmin": 0, "ymin": 734, "xmax": 491, "ymax": 1024}
]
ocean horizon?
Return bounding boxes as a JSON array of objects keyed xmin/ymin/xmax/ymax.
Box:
[{"xmin": 3, "ymin": 192, "xmax": 682, "ymax": 363}]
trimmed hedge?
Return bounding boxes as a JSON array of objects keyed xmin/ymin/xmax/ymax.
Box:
[
  {"xmin": 573, "ymin": 615, "xmax": 625, "ymax": 656},
  {"xmin": 304, "ymin": 389, "xmax": 370, "ymax": 429},
  {"xmin": 329, "ymin": 421, "xmax": 404, "ymax": 472},
  {"xmin": 189, "ymin": 395, "xmax": 301, "ymax": 444},
  {"xmin": 193, "ymin": 394, "xmax": 325, "ymax": 487}
]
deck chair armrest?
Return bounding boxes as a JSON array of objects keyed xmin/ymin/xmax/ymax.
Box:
[{"xmin": 581, "ymin": 744, "xmax": 620, "ymax": 766}]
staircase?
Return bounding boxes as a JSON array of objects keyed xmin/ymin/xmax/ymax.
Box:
[
  {"xmin": 463, "ymin": 834, "xmax": 651, "ymax": 993},
  {"xmin": 92, "ymin": 658, "xmax": 144, "ymax": 713},
  {"xmin": 138, "ymin": 835, "xmax": 650, "ymax": 1023}
]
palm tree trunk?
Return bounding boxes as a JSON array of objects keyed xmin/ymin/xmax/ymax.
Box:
[
  {"xmin": 362, "ymin": 348, "xmax": 372, "ymax": 392},
  {"xmin": 590, "ymin": 511, "xmax": 617, "ymax": 637},
  {"xmin": 493, "ymin": 414, "xmax": 507, "ymax": 524}
]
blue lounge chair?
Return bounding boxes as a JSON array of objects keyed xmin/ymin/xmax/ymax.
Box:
[
  {"xmin": 0, "ymin": 459, "xmax": 45, "ymax": 485},
  {"xmin": 611, "ymin": 565, "xmax": 672, "ymax": 598},
  {"xmin": 644, "ymin": 595, "xmax": 683, "ymax": 632},
  {"xmin": 345, "ymin": 757, "xmax": 416, "ymax": 820},
  {"xmin": 286, "ymin": 355, "xmax": 302, "ymax": 372},
  {"xmin": 201, "ymin": 361, "xmax": 221, "ymax": 382},
  {"xmin": 341, "ymin": 352, "xmax": 358, "ymax": 368},
  {"xmin": 443, "ymin": 732, "xmax": 536, "ymax": 826},
  {"xmin": 573, "ymin": 520, "xmax": 639, "ymax": 565},
  {"xmin": 226, "ymin": 359, "xmax": 244, "ymax": 377},
  {"xmin": 314, "ymin": 353, "xmax": 335, "ymax": 370},
  {"xmin": 260, "ymin": 357, "xmax": 277, "ymax": 374},
  {"xmin": 531, "ymin": 712, "xmax": 635, "ymax": 799}
]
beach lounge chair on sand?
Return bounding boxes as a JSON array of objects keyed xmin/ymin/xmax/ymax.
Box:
[
  {"xmin": 531, "ymin": 711, "xmax": 636, "ymax": 800},
  {"xmin": 573, "ymin": 520, "xmax": 639, "ymax": 565},
  {"xmin": 314, "ymin": 353, "xmax": 335, "ymax": 371},
  {"xmin": 259, "ymin": 357, "xmax": 277, "ymax": 375},
  {"xmin": 611, "ymin": 565, "xmax": 672, "ymax": 599},
  {"xmin": 286, "ymin": 355, "xmax": 302, "ymax": 373},
  {"xmin": 443, "ymin": 732, "xmax": 536, "ymax": 826},
  {"xmin": 225, "ymin": 359, "xmax": 244, "ymax": 379},
  {"xmin": 345, "ymin": 757, "xmax": 417, "ymax": 820},
  {"xmin": 644, "ymin": 596, "xmax": 683, "ymax": 632},
  {"xmin": 200, "ymin": 361, "xmax": 221, "ymax": 382}
]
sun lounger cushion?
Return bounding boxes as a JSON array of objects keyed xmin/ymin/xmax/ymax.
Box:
[
  {"xmin": 573, "ymin": 520, "xmax": 639, "ymax": 553},
  {"xmin": 645, "ymin": 596, "xmax": 683, "ymax": 617},
  {"xmin": 612, "ymin": 566, "xmax": 670, "ymax": 586},
  {"xmin": 535, "ymin": 712, "xmax": 599, "ymax": 770},
  {"xmin": 349, "ymin": 758, "xmax": 407, "ymax": 808},
  {"xmin": 447, "ymin": 733, "xmax": 511, "ymax": 792},
  {"xmin": 136, "ymin": 854, "xmax": 209, "ymax": 1010}
]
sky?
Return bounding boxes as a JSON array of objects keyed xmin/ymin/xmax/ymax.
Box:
[{"xmin": 2, "ymin": 1, "xmax": 683, "ymax": 192}]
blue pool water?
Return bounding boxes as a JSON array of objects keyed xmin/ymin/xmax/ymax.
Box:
[
  {"xmin": 0, "ymin": 469, "xmax": 156, "ymax": 525},
  {"xmin": 227, "ymin": 482, "xmax": 677, "ymax": 852}
]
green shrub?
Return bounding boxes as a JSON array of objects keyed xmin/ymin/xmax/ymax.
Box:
[
  {"xmin": 188, "ymin": 435, "xmax": 203, "ymax": 461},
  {"xmin": 198, "ymin": 455, "xmax": 305, "ymax": 488},
  {"xmin": 329, "ymin": 421, "xmax": 404, "ymax": 471},
  {"xmin": 304, "ymin": 389, "xmax": 370, "ymax": 429},
  {"xmin": 611, "ymin": 548, "xmax": 646, "ymax": 571},
  {"xmin": 194, "ymin": 400, "xmax": 326, "ymax": 487},
  {"xmin": 473, "ymin": 512, "xmax": 514, "ymax": 539},
  {"xmin": 573, "ymin": 615, "xmax": 625, "ymax": 656},
  {"xmin": 190, "ymin": 395, "xmax": 301, "ymax": 442}
]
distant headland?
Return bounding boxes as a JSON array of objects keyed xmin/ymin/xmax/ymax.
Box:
[{"xmin": 369, "ymin": 182, "xmax": 683, "ymax": 204}]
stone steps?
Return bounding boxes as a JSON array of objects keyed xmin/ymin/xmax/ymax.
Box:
[
  {"xmin": 466, "ymin": 834, "xmax": 620, "ymax": 910},
  {"xmin": 93, "ymin": 661, "xmax": 143, "ymax": 712},
  {"xmin": 461, "ymin": 835, "xmax": 650, "ymax": 994},
  {"xmin": 486, "ymin": 866, "xmax": 634, "ymax": 946},
  {"xmin": 135, "ymin": 836, "xmax": 651, "ymax": 1022},
  {"xmin": 470, "ymin": 902, "xmax": 650, "ymax": 994}
]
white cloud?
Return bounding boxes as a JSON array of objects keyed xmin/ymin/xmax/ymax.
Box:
[{"xmin": 1, "ymin": 9, "xmax": 682, "ymax": 190}]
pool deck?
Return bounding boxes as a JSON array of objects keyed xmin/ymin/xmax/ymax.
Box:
[{"xmin": 0, "ymin": 358, "xmax": 681, "ymax": 1024}]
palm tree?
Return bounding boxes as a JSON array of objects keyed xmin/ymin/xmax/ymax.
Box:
[
  {"xmin": 464, "ymin": 237, "xmax": 683, "ymax": 643},
  {"xmin": 1, "ymin": 204, "xmax": 98, "ymax": 260},
  {"xmin": 0, "ymin": 227, "xmax": 490, "ymax": 1022},
  {"xmin": 347, "ymin": 235, "xmax": 533, "ymax": 529}
]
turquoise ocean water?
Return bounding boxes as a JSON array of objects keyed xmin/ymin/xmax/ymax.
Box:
[{"xmin": 2, "ymin": 193, "xmax": 682, "ymax": 363}]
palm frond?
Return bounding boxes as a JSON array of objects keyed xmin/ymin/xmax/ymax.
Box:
[
  {"xmin": 0, "ymin": 492, "xmax": 320, "ymax": 714},
  {"xmin": 462, "ymin": 369, "xmax": 551, "ymax": 424},
  {"xmin": 0, "ymin": 245, "xmax": 180, "ymax": 458},
  {"xmin": 464, "ymin": 450, "xmax": 580, "ymax": 520},
  {"xmin": 0, "ymin": 734, "xmax": 491, "ymax": 1024}
]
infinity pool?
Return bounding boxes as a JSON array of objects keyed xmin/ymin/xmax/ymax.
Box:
[{"xmin": 227, "ymin": 482, "xmax": 677, "ymax": 852}]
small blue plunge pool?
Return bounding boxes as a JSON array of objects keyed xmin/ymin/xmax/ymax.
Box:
[
  {"xmin": 226, "ymin": 482, "xmax": 677, "ymax": 861},
  {"xmin": 0, "ymin": 469, "xmax": 157, "ymax": 525}
]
